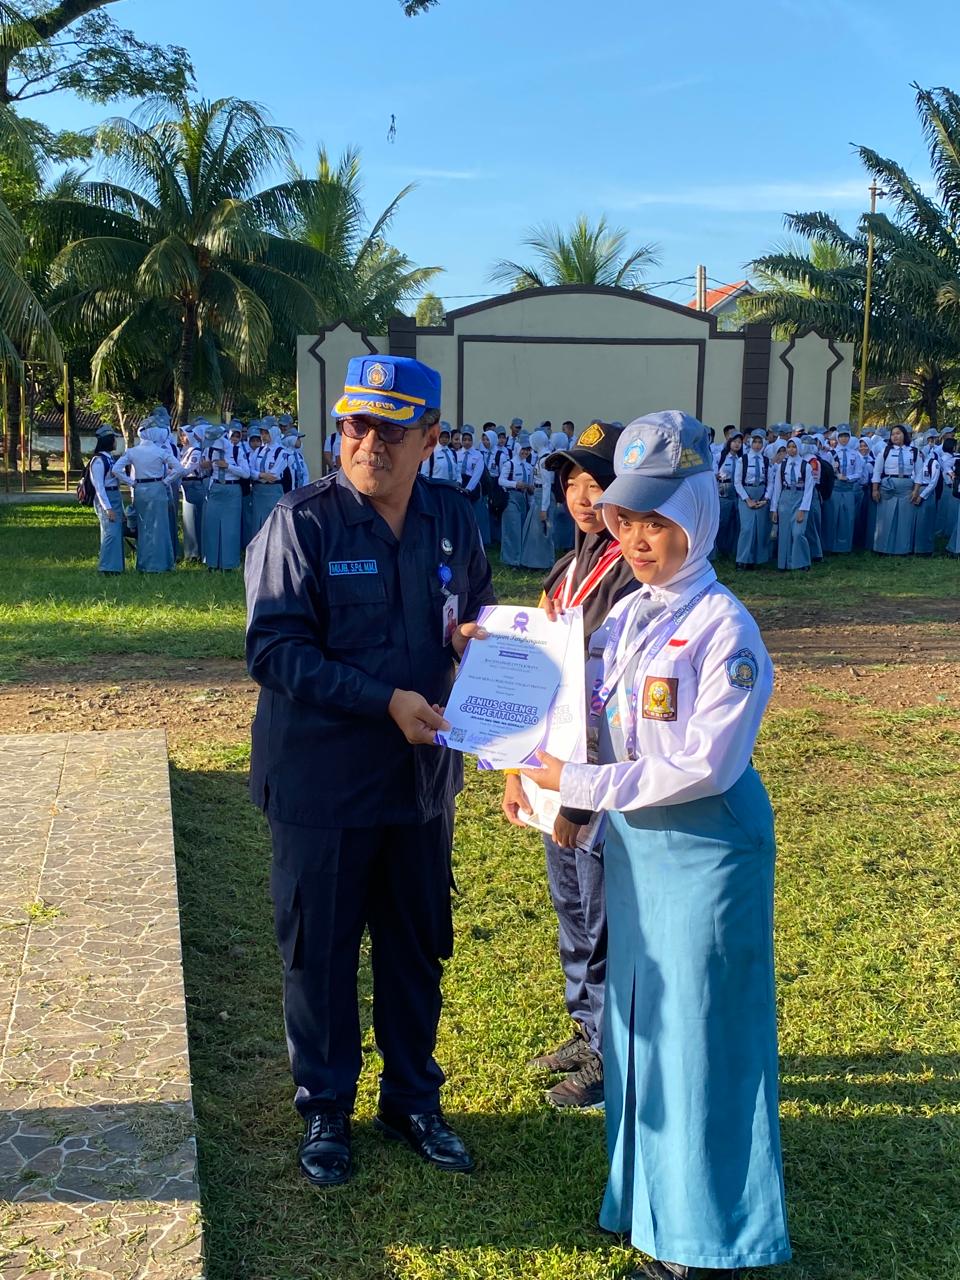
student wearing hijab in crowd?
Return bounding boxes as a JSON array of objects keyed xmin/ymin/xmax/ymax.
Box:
[
  {"xmin": 938, "ymin": 434, "xmax": 958, "ymax": 542},
  {"xmin": 733, "ymin": 428, "xmax": 773, "ymax": 568},
  {"xmin": 519, "ymin": 428, "xmax": 556, "ymax": 569},
  {"xmin": 458, "ymin": 427, "xmax": 489, "ymax": 544},
  {"xmin": 252, "ymin": 425, "xmax": 293, "ymax": 535},
  {"xmin": 201, "ymin": 422, "xmax": 249, "ymax": 570},
  {"xmin": 872, "ymin": 425, "xmax": 918, "ymax": 555},
  {"xmin": 797, "ymin": 438, "xmax": 823, "ymax": 560},
  {"xmin": 88, "ymin": 424, "xmax": 125, "ymax": 574},
  {"xmin": 502, "ymin": 422, "xmax": 636, "ymax": 1110},
  {"xmin": 520, "ymin": 411, "xmax": 790, "ymax": 1280},
  {"xmin": 111, "ymin": 421, "xmax": 182, "ymax": 572},
  {"xmin": 498, "ymin": 432, "xmax": 534, "ymax": 566},
  {"xmin": 815, "ymin": 432, "xmax": 839, "ymax": 554},
  {"xmin": 479, "ymin": 427, "xmax": 506, "ymax": 545},
  {"xmin": 421, "ymin": 426, "xmax": 460, "ymax": 486},
  {"xmin": 713, "ymin": 429, "xmax": 743, "ymax": 557},
  {"xmin": 240, "ymin": 423, "xmax": 262, "ymax": 549},
  {"xmin": 831, "ymin": 425, "xmax": 863, "ymax": 553},
  {"xmin": 912, "ymin": 434, "xmax": 941, "ymax": 555},
  {"xmin": 549, "ymin": 430, "xmax": 576, "ymax": 551},
  {"xmin": 179, "ymin": 423, "xmax": 207, "ymax": 560},
  {"xmin": 770, "ymin": 437, "xmax": 816, "ymax": 571},
  {"xmin": 854, "ymin": 436, "xmax": 877, "ymax": 548}
]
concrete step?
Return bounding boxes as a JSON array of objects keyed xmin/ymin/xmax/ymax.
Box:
[{"xmin": 0, "ymin": 731, "xmax": 203, "ymax": 1279}]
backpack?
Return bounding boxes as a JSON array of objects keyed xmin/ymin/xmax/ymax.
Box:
[
  {"xmin": 76, "ymin": 454, "xmax": 104, "ymax": 507},
  {"xmin": 740, "ymin": 453, "xmax": 769, "ymax": 487},
  {"xmin": 816, "ymin": 457, "xmax": 836, "ymax": 499},
  {"xmin": 488, "ymin": 458, "xmax": 511, "ymax": 516}
]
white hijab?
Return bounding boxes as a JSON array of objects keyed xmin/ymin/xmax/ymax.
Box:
[{"xmin": 602, "ymin": 470, "xmax": 719, "ymax": 604}]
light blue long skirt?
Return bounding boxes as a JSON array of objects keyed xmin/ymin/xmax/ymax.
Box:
[
  {"xmin": 519, "ymin": 497, "xmax": 555, "ymax": 569},
  {"xmin": 776, "ymin": 487, "xmax": 810, "ymax": 570},
  {"xmin": 252, "ymin": 481, "xmax": 283, "ymax": 536},
  {"xmin": 806, "ymin": 490, "xmax": 822, "ymax": 559},
  {"xmin": 735, "ymin": 484, "xmax": 771, "ymax": 565},
  {"xmin": 832, "ymin": 480, "xmax": 857, "ymax": 553},
  {"xmin": 97, "ymin": 488, "xmax": 125, "ymax": 573},
  {"xmin": 948, "ymin": 494, "xmax": 960, "ymax": 554},
  {"xmin": 913, "ymin": 492, "xmax": 937, "ymax": 554},
  {"xmin": 715, "ymin": 481, "xmax": 739, "ymax": 557},
  {"xmin": 241, "ymin": 488, "xmax": 257, "ymax": 549},
  {"xmin": 936, "ymin": 485, "xmax": 956, "ymax": 537},
  {"xmin": 168, "ymin": 487, "xmax": 182, "ymax": 561},
  {"xmin": 133, "ymin": 482, "xmax": 174, "ymax": 573},
  {"xmin": 600, "ymin": 769, "xmax": 791, "ymax": 1269},
  {"xmin": 863, "ymin": 484, "xmax": 878, "ymax": 550},
  {"xmin": 181, "ymin": 479, "xmax": 205, "ymax": 560},
  {"xmin": 873, "ymin": 476, "xmax": 916, "ymax": 554},
  {"xmin": 819, "ymin": 492, "xmax": 836, "ymax": 554},
  {"xmin": 472, "ymin": 494, "xmax": 491, "ymax": 546},
  {"xmin": 203, "ymin": 482, "xmax": 243, "ymax": 570},
  {"xmin": 500, "ymin": 490, "xmax": 527, "ymax": 566}
]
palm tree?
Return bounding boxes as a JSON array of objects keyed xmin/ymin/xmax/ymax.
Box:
[
  {"xmin": 743, "ymin": 84, "xmax": 960, "ymax": 427},
  {"xmin": 277, "ymin": 145, "xmax": 441, "ymax": 330},
  {"xmin": 42, "ymin": 95, "xmax": 326, "ymax": 425},
  {"xmin": 490, "ymin": 215, "xmax": 660, "ymax": 291}
]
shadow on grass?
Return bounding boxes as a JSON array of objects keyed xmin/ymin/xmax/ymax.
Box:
[{"xmin": 169, "ymin": 763, "xmax": 960, "ymax": 1279}]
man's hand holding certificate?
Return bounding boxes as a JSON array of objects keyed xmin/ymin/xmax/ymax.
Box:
[{"xmin": 436, "ymin": 604, "xmax": 584, "ymax": 770}]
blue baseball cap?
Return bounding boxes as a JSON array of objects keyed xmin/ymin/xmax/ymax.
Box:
[
  {"xmin": 94, "ymin": 424, "xmax": 116, "ymax": 440},
  {"xmin": 596, "ymin": 410, "xmax": 713, "ymax": 513},
  {"xmin": 331, "ymin": 355, "xmax": 441, "ymax": 425},
  {"xmin": 750, "ymin": 427, "xmax": 767, "ymax": 439}
]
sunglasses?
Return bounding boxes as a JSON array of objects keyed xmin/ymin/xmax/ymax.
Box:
[{"xmin": 340, "ymin": 416, "xmax": 415, "ymax": 446}]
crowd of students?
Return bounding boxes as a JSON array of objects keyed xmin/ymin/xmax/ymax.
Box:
[
  {"xmin": 84, "ymin": 406, "xmax": 309, "ymax": 573},
  {"xmin": 711, "ymin": 420, "xmax": 959, "ymax": 571}
]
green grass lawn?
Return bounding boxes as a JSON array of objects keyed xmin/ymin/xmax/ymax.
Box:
[{"xmin": 3, "ymin": 505, "xmax": 960, "ymax": 1279}]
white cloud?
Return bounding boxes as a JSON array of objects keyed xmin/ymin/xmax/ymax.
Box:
[
  {"xmin": 602, "ymin": 178, "xmax": 872, "ymax": 214},
  {"xmin": 404, "ymin": 167, "xmax": 485, "ymax": 182}
]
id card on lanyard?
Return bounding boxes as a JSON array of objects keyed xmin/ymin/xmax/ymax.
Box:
[{"xmin": 587, "ymin": 582, "xmax": 714, "ymax": 763}]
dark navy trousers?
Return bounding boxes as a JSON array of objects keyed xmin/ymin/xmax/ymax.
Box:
[
  {"xmin": 268, "ymin": 804, "xmax": 454, "ymax": 1117},
  {"xmin": 543, "ymin": 835, "xmax": 607, "ymax": 1056}
]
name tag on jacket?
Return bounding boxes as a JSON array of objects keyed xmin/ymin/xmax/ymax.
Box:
[{"xmin": 328, "ymin": 559, "xmax": 378, "ymax": 576}]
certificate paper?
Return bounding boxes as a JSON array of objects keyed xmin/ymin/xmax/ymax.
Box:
[{"xmin": 436, "ymin": 605, "xmax": 582, "ymax": 769}]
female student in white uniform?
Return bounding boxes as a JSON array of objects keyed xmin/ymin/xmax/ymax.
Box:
[
  {"xmin": 521, "ymin": 410, "xmax": 790, "ymax": 1280},
  {"xmin": 871, "ymin": 425, "xmax": 917, "ymax": 555}
]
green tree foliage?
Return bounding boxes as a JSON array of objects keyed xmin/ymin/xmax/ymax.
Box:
[
  {"xmin": 415, "ymin": 290, "xmax": 446, "ymax": 325},
  {"xmin": 743, "ymin": 84, "xmax": 960, "ymax": 427},
  {"xmin": 42, "ymin": 95, "xmax": 327, "ymax": 424},
  {"xmin": 490, "ymin": 215, "xmax": 661, "ymax": 291},
  {"xmin": 0, "ymin": 1, "xmax": 192, "ymax": 106},
  {"xmin": 276, "ymin": 144, "xmax": 441, "ymax": 331}
]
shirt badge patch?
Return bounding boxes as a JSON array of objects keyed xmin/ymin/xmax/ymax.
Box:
[
  {"xmin": 441, "ymin": 537, "xmax": 454, "ymax": 555},
  {"xmin": 622, "ymin": 439, "xmax": 646, "ymax": 469},
  {"xmin": 641, "ymin": 675, "xmax": 678, "ymax": 722},
  {"xmin": 329, "ymin": 559, "xmax": 378, "ymax": 576},
  {"xmin": 577, "ymin": 423, "xmax": 603, "ymax": 449},
  {"xmin": 726, "ymin": 648, "xmax": 758, "ymax": 690}
]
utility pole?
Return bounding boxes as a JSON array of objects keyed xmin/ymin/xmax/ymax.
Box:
[
  {"xmin": 857, "ymin": 182, "xmax": 884, "ymax": 434},
  {"xmin": 695, "ymin": 264, "xmax": 707, "ymax": 311}
]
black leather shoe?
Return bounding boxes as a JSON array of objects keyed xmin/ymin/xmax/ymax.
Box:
[
  {"xmin": 374, "ymin": 1107, "xmax": 475, "ymax": 1173},
  {"xmin": 298, "ymin": 1109, "xmax": 352, "ymax": 1187}
]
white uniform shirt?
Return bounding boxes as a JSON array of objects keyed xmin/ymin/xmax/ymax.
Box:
[
  {"xmin": 111, "ymin": 441, "xmax": 182, "ymax": 486},
  {"xmin": 770, "ymin": 455, "xmax": 817, "ymax": 513},
  {"xmin": 872, "ymin": 444, "xmax": 917, "ymax": 481},
  {"xmin": 734, "ymin": 450, "xmax": 774, "ymax": 502},
  {"xmin": 204, "ymin": 441, "xmax": 250, "ymax": 486},
  {"xmin": 559, "ymin": 577, "xmax": 772, "ymax": 813},
  {"xmin": 834, "ymin": 444, "xmax": 863, "ymax": 483},
  {"xmin": 89, "ymin": 452, "xmax": 119, "ymax": 514},
  {"xmin": 715, "ymin": 450, "xmax": 742, "ymax": 481},
  {"xmin": 499, "ymin": 455, "xmax": 532, "ymax": 491},
  {"xmin": 457, "ymin": 446, "xmax": 485, "ymax": 493},
  {"xmin": 420, "ymin": 444, "xmax": 459, "ymax": 483},
  {"xmin": 914, "ymin": 450, "xmax": 941, "ymax": 500}
]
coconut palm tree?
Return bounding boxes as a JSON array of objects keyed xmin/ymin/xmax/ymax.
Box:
[
  {"xmin": 490, "ymin": 215, "xmax": 660, "ymax": 291},
  {"xmin": 276, "ymin": 145, "xmax": 441, "ymax": 330},
  {"xmin": 42, "ymin": 95, "xmax": 327, "ymax": 424},
  {"xmin": 743, "ymin": 84, "xmax": 960, "ymax": 427}
]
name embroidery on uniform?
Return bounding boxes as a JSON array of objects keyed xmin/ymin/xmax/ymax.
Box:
[
  {"xmin": 641, "ymin": 675, "xmax": 678, "ymax": 722},
  {"xmin": 329, "ymin": 559, "xmax": 378, "ymax": 576},
  {"xmin": 725, "ymin": 648, "xmax": 758, "ymax": 690}
]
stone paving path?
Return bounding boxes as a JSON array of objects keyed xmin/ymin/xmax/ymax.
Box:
[{"xmin": 0, "ymin": 731, "xmax": 203, "ymax": 1279}]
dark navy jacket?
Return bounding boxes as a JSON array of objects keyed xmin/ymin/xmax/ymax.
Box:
[{"xmin": 245, "ymin": 470, "xmax": 496, "ymax": 827}]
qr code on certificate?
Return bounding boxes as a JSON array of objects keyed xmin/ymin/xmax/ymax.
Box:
[{"xmin": 449, "ymin": 727, "xmax": 465, "ymax": 744}]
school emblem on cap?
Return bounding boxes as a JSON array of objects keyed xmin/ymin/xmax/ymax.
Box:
[
  {"xmin": 641, "ymin": 675, "xmax": 678, "ymax": 722},
  {"xmin": 680, "ymin": 446, "xmax": 707, "ymax": 469},
  {"xmin": 365, "ymin": 362, "xmax": 389, "ymax": 389},
  {"xmin": 622, "ymin": 438, "xmax": 646, "ymax": 469},
  {"xmin": 725, "ymin": 648, "xmax": 758, "ymax": 690},
  {"xmin": 577, "ymin": 423, "xmax": 604, "ymax": 449},
  {"xmin": 441, "ymin": 537, "xmax": 453, "ymax": 555}
]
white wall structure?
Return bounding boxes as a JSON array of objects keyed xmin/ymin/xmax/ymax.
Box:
[{"xmin": 297, "ymin": 287, "xmax": 853, "ymax": 478}]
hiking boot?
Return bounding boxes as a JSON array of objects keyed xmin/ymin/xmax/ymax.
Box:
[
  {"xmin": 527, "ymin": 1026, "xmax": 595, "ymax": 1073},
  {"xmin": 545, "ymin": 1051, "xmax": 604, "ymax": 1108}
]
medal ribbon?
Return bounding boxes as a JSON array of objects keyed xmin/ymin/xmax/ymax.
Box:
[{"xmin": 553, "ymin": 542, "xmax": 624, "ymax": 609}]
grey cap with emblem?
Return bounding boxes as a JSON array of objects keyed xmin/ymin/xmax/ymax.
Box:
[{"xmin": 596, "ymin": 410, "xmax": 714, "ymax": 513}]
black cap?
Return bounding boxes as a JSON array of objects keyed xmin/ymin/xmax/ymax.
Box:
[{"xmin": 542, "ymin": 421, "xmax": 624, "ymax": 483}]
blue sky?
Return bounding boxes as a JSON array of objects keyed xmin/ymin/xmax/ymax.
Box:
[{"xmin": 24, "ymin": 0, "xmax": 957, "ymax": 308}]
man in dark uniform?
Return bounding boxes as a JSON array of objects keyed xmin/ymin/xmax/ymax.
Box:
[{"xmin": 245, "ymin": 355, "xmax": 495, "ymax": 1186}]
